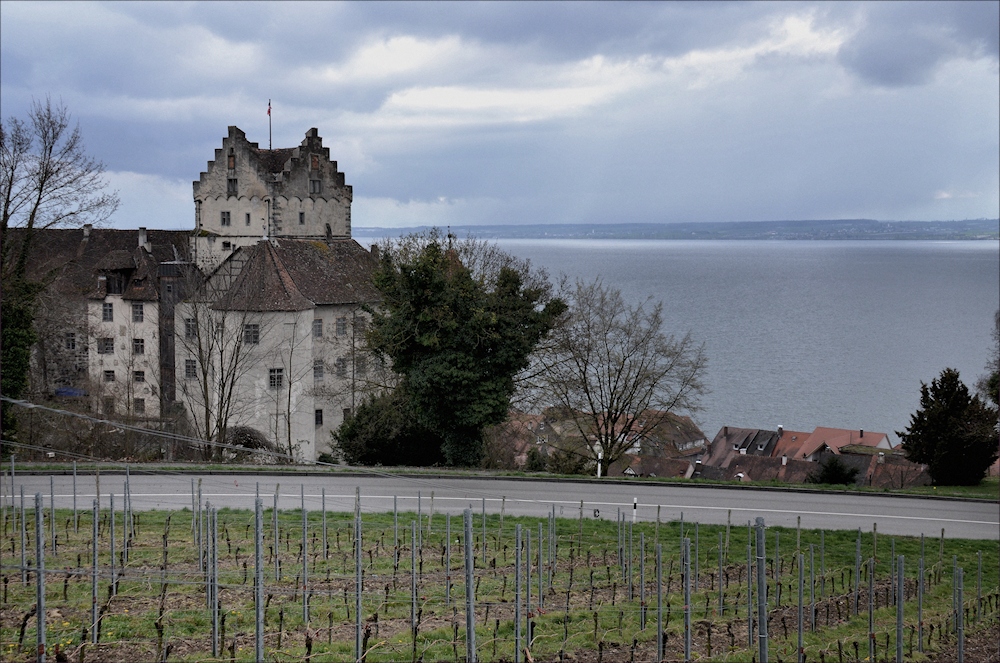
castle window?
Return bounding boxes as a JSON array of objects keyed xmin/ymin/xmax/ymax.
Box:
[
  {"xmin": 243, "ymin": 323, "xmax": 260, "ymax": 345},
  {"xmin": 311, "ymin": 154, "xmax": 319, "ymax": 170},
  {"xmin": 315, "ymin": 409, "xmax": 323, "ymax": 426},
  {"xmin": 133, "ymin": 370, "xmax": 145, "ymax": 383},
  {"xmin": 102, "ymin": 302, "xmax": 114, "ymax": 322},
  {"xmin": 227, "ymin": 153, "xmax": 235, "ymax": 170},
  {"xmin": 103, "ymin": 370, "xmax": 115, "ymax": 382},
  {"xmin": 222, "ymin": 241, "xmax": 232, "ymax": 251},
  {"xmin": 309, "ymin": 179, "xmax": 322, "ymax": 194},
  {"xmin": 312, "ymin": 319, "xmax": 323, "ymax": 338},
  {"xmin": 221, "ymin": 211, "xmax": 231, "ymax": 227},
  {"xmin": 132, "ymin": 338, "xmax": 145, "ymax": 355},
  {"xmin": 185, "ymin": 359, "xmax": 197, "ymax": 379},
  {"xmin": 184, "ymin": 318, "xmax": 197, "ymax": 339},
  {"xmin": 107, "ymin": 273, "xmax": 124, "ymax": 294},
  {"xmin": 245, "ymin": 212, "xmax": 251, "ymax": 226},
  {"xmin": 65, "ymin": 333, "xmax": 76, "ymax": 351},
  {"xmin": 269, "ymin": 367, "xmax": 284, "ymax": 389},
  {"xmin": 314, "ymin": 359, "xmax": 324, "ymax": 382},
  {"xmin": 299, "ymin": 212, "xmax": 305, "ymax": 225},
  {"xmin": 335, "ymin": 357, "xmax": 347, "ymax": 378},
  {"xmin": 132, "ymin": 303, "xmax": 144, "ymax": 323},
  {"xmin": 227, "ymin": 178, "xmax": 237, "ymax": 195},
  {"xmin": 133, "ymin": 398, "xmax": 145, "ymax": 415},
  {"xmin": 336, "ymin": 317, "xmax": 347, "ymax": 336},
  {"xmin": 97, "ymin": 338, "xmax": 114, "ymax": 354}
]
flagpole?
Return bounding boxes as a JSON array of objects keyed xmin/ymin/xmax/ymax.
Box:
[{"xmin": 268, "ymin": 99, "xmax": 272, "ymax": 150}]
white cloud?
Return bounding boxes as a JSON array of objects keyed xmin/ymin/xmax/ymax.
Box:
[
  {"xmin": 353, "ymin": 195, "xmax": 504, "ymax": 228},
  {"xmin": 104, "ymin": 171, "xmax": 192, "ymax": 230},
  {"xmin": 307, "ymin": 35, "xmax": 467, "ymax": 84}
]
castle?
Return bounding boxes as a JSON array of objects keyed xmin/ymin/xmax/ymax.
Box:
[{"xmin": 22, "ymin": 127, "xmax": 379, "ymax": 462}]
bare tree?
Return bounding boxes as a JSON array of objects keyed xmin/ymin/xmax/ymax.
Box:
[
  {"xmin": 1, "ymin": 98, "xmax": 119, "ymax": 448},
  {"xmin": 1, "ymin": 98, "xmax": 119, "ymax": 275},
  {"xmin": 175, "ymin": 268, "xmax": 271, "ymax": 461},
  {"xmin": 533, "ymin": 279, "xmax": 708, "ymax": 472}
]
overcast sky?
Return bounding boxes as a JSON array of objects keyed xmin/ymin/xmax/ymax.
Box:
[{"xmin": 2, "ymin": 1, "xmax": 998, "ymax": 230}]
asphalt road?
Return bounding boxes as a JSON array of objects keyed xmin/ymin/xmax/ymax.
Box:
[{"xmin": 7, "ymin": 471, "xmax": 998, "ymax": 540}]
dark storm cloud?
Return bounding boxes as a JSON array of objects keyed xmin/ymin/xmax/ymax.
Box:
[
  {"xmin": 836, "ymin": 1, "xmax": 999, "ymax": 87},
  {"xmin": 1, "ymin": 1, "xmax": 996, "ymax": 228}
]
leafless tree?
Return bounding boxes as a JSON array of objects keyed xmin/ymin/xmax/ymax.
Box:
[
  {"xmin": 175, "ymin": 268, "xmax": 271, "ymax": 461},
  {"xmin": 532, "ymin": 279, "xmax": 708, "ymax": 472},
  {"xmin": 1, "ymin": 97, "xmax": 119, "ymax": 276}
]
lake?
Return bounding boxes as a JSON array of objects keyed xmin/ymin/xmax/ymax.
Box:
[{"xmin": 358, "ymin": 236, "xmax": 999, "ymax": 444}]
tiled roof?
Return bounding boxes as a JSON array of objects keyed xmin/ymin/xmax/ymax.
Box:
[
  {"xmin": 255, "ymin": 148, "xmax": 295, "ymax": 174},
  {"xmin": 4, "ymin": 227, "xmax": 191, "ymax": 299},
  {"xmin": 211, "ymin": 238, "xmax": 380, "ymax": 312},
  {"xmin": 797, "ymin": 427, "xmax": 889, "ymax": 459}
]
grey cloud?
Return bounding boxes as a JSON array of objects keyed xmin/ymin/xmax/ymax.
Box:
[{"xmin": 836, "ymin": 2, "xmax": 999, "ymax": 87}]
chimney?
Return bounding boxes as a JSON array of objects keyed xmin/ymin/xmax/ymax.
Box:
[
  {"xmin": 877, "ymin": 451, "xmax": 884, "ymax": 464},
  {"xmin": 370, "ymin": 244, "xmax": 380, "ymax": 260},
  {"xmin": 859, "ymin": 429, "xmax": 864, "ymax": 439},
  {"xmin": 83, "ymin": 223, "xmax": 92, "ymax": 238},
  {"xmin": 138, "ymin": 227, "xmax": 150, "ymax": 252},
  {"xmin": 781, "ymin": 454, "xmax": 787, "ymax": 466},
  {"xmin": 777, "ymin": 425, "xmax": 783, "ymax": 436},
  {"xmin": 724, "ymin": 426, "xmax": 729, "ymax": 437}
]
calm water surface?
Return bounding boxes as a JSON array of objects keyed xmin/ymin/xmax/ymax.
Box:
[{"xmin": 490, "ymin": 240, "xmax": 1000, "ymax": 442}]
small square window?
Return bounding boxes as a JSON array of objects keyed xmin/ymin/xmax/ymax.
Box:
[
  {"xmin": 133, "ymin": 338, "xmax": 145, "ymax": 355},
  {"xmin": 269, "ymin": 368, "xmax": 284, "ymax": 389},
  {"xmin": 336, "ymin": 317, "xmax": 347, "ymax": 336},
  {"xmin": 312, "ymin": 319, "xmax": 323, "ymax": 338},
  {"xmin": 315, "ymin": 409, "xmax": 323, "ymax": 426},
  {"xmin": 309, "ymin": 179, "xmax": 322, "ymax": 194},
  {"xmin": 165, "ymin": 283, "xmax": 173, "ymax": 294},
  {"xmin": 104, "ymin": 370, "xmax": 115, "ymax": 382},
  {"xmin": 299, "ymin": 212, "xmax": 305, "ymax": 225},
  {"xmin": 314, "ymin": 359, "xmax": 324, "ymax": 382},
  {"xmin": 221, "ymin": 211, "xmax": 231, "ymax": 227},
  {"xmin": 133, "ymin": 370, "xmax": 145, "ymax": 383},
  {"xmin": 222, "ymin": 241, "xmax": 232, "ymax": 251},
  {"xmin": 184, "ymin": 318, "xmax": 197, "ymax": 339},
  {"xmin": 65, "ymin": 332, "xmax": 76, "ymax": 351},
  {"xmin": 132, "ymin": 303, "xmax": 144, "ymax": 323},
  {"xmin": 243, "ymin": 324, "xmax": 260, "ymax": 345},
  {"xmin": 133, "ymin": 398, "xmax": 145, "ymax": 415},
  {"xmin": 102, "ymin": 302, "xmax": 114, "ymax": 322},
  {"xmin": 343, "ymin": 408, "xmax": 352, "ymax": 419},
  {"xmin": 185, "ymin": 359, "xmax": 197, "ymax": 379},
  {"xmin": 227, "ymin": 178, "xmax": 238, "ymax": 195},
  {"xmin": 98, "ymin": 338, "xmax": 114, "ymax": 354},
  {"xmin": 335, "ymin": 357, "xmax": 347, "ymax": 378}
]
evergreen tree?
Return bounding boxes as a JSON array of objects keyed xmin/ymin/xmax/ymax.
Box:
[
  {"xmin": 897, "ymin": 368, "xmax": 998, "ymax": 486},
  {"xmin": 364, "ymin": 232, "xmax": 565, "ymax": 467}
]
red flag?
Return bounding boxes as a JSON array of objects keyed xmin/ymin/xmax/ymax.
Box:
[{"xmin": 267, "ymin": 101, "xmax": 271, "ymax": 117}]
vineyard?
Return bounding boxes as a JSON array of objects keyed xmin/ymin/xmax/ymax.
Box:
[{"xmin": 0, "ymin": 481, "xmax": 997, "ymax": 662}]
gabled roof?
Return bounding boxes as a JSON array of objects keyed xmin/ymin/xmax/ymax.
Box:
[
  {"xmin": 5, "ymin": 226, "xmax": 191, "ymax": 299},
  {"xmin": 209, "ymin": 238, "xmax": 380, "ymax": 312},
  {"xmin": 797, "ymin": 427, "xmax": 890, "ymax": 459}
]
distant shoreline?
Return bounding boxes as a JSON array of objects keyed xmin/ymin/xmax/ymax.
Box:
[{"xmin": 354, "ymin": 219, "xmax": 999, "ymax": 241}]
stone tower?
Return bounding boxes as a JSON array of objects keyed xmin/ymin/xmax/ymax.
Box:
[{"xmin": 191, "ymin": 126, "xmax": 352, "ymax": 270}]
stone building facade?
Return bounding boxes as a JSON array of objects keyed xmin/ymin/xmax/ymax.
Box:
[{"xmin": 191, "ymin": 126, "xmax": 352, "ymax": 271}]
